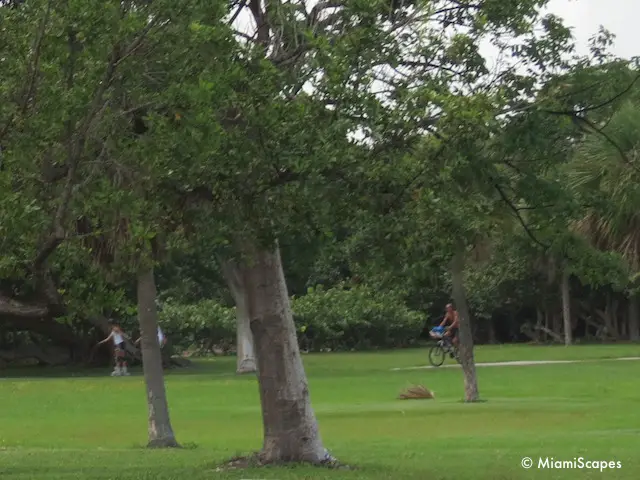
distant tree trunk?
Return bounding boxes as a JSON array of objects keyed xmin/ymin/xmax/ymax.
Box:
[
  {"xmin": 620, "ymin": 310, "xmax": 627, "ymax": 339},
  {"xmin": 536, "ymin": 308, "xmax": 544, "ymax": 343},
  {"xmin": 544, "ymin": 309, "xmax": 550, "ymax": 342},
  {"xmin": 629, "ymin": 295, "xmax": 639, "ymax": 341},
  {"xmin": 160, "ymin": 339, "xmax": 172, "ymax": 368},
  {"xmin": 553, "ymin": 312, "xmax": 562, "ymax": 339},
  {"xmin": 612, "ymin": 297, "xmax": 620, "ymax": 339},
  {"xmin": 221, "ymin": 259, "xmax": 256, "ymax": 374},
  {"xmin": 450, "ymin": 250, "xmax": 480, "ymax": 403},
  {"xmin": 603, "ymin": 294, "xmax": 620, "ymax": 339},
  {"xmin": 487, "ymin": 318, "xmax": 497, "ymax": 344},
  {"xmin": 137, "ymin": 266, "xmax": 179, "ymax": 448},
  {"xmin": 561, "ymin": 268, "xmax": 572, "ymax": 346},
  {"xmin": 242, "ymin": 242, "xmax": 331, "ymax": 464},
  {"xmin": 613, "ymin": 305, "xmax": 621, "ymax": 339}
]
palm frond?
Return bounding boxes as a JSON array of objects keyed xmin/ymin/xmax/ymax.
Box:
[{"xmin": 566, "ymin": 100, "xmax": 640, "ymax": 267}]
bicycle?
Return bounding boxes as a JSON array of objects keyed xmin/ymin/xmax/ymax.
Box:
[{"xmin": 428, "ymin": 327, "xmax": 459, "ymax": 367}]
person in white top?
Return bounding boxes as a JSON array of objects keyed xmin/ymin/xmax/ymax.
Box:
[
  {"xmin": 135, "ymin": 326, "xmax": 168, "ymax": 348},
  {"xmin": 157, "ymin": 326, "xmax": 167, "ymax": 347},
  {"xmin": 97, "ymin": 320, "xmax": 131, "ymax": 376}
]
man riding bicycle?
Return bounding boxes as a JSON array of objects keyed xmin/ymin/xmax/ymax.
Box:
[{"xmin": 439, "ymin": 303, "xmax": 459, "ymax": 347}]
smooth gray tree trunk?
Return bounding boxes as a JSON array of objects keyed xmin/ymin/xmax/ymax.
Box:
[
  {"xmin": 561, "ymin": 268, "xmax": 572, "ymax": 346},
  {"xmin": 629, "ymin": 294, "xmax": 640, "ymax": 341},
  {"xmin": 242, "ymin": 243, "xmax": 332, "ymax": 464},
  {"xmin": 450, "ymin": 250, "xmax": 480, "ymax": 403},
  {"xmin": 137, "ymin": 266, "xmax": 179, "ymax": 448},
  {"xmin": 221, "ymin": 259, "xmax": 257, "ymax": 374}
]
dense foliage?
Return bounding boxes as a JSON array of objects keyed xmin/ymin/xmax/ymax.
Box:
[
  {"xmin": 157, "ymin": 284, "xmax": 426, "ymax": 354},
  {"xmin": 1, "ymin": 0, "xmax": 639, "ymax": 369}
]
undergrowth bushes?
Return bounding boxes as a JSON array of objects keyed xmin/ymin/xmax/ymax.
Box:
[{"xmin": 159, "ymin": 284, "xmax": 426, "ymax": 355}]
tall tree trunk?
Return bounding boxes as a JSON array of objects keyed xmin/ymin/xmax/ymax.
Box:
[
  {"xmin": 629, "ymin": 295, "xmax": 640, "ymax": 341},
  {"xmin": 450, "ymin": 250, "xmax": 480, "ymax": 403},
  {"xmin": 536, "ymin": 308, "xmax": 544, "ymax": 343},
  {"xmin": 221, "ymin": 259, "xmax": 256, "ymax": 374},
  {"xmin": 235, "ymin": 297, "xmax": 256, "ymax": 373},
  {"xmin": 561, "ymin": 268, "xmax": 572, "ymax": 346},
  {"xmin": 602, "ymin": 293, "xmax": 620, "ymax": 339},
  {"xmin": 611, "ymin": 297, "xmax": 620, "ymax": 339},
  {"xmin": 137, "ymin": 266, "xmax": 179, "ymax": 448},
  {"xmin": 544, "ymin": 309, "xmax": 550, "ymax": 342},
  {"xmin": 553, "ymin": 312, "xmax": 562, "ymax": 340},
  {"xmin": 487, "ymin": 318, "xmax": 497, "ymax": 344},
  {"xmin": 242, "ymin": 243, "xmax": 332, "ymax": 464}
]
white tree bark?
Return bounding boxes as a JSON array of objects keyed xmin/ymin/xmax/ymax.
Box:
[
  {"xmin": 221, "ymin": 259, "xmax": 256, "ymax": 374},
  {"xmin": 241, "ymin": 242, "xmax": 332, "ymax": 464}
]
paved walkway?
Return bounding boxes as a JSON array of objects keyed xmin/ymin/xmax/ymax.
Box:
[{"xmin": 391, "ymin": 356, "xmax": 640, "ymax": 371}]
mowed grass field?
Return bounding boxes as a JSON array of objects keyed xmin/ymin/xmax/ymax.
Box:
[{"xmin": 1, "ymin": 344, "xmax": 639, "ymax": 479}]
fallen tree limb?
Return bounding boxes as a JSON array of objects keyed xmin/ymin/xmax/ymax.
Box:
[
  {"xmin": 520, "ymin": 322, "xmax": 564, "ymax": 343},
  {"xmin": 534, "ymin": 324, "xmax": 564, "ymax": 343},
  {"xmin": 0, "ymin": 296, "xmax": 48, "ymax": 318}
]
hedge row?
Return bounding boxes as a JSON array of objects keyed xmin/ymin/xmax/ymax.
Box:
[{"xmin": 159, "ymin": 284, "xmax": 427, "ymax": 354}]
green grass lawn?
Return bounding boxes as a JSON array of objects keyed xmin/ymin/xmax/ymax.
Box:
[{"xmin": 1, "ymin": 344, "xmax": 639, "ymax": 479}]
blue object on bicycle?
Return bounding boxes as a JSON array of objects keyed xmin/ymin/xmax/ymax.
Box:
[{"xmin": 432, "ymin": 326, "xmax": 445, "ymax": 334}]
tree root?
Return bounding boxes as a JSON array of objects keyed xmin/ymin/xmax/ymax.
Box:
[
  {"xmin": 235, "ymin": 357, "xmax": 256, "ymax": 374},
  {"xmin": 215, "ymin": 452, "xmax": 352, "ymax": 471},
  {"xmin": 147, "ymin": 438, "xmax": 181, "ymax": 449}
]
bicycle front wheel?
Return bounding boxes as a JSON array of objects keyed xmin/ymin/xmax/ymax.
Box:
[{"xmin": 428, "ymin": 343, "xmax": 445, "ymax": 367}]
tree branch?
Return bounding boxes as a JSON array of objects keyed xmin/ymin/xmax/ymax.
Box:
[
  {"xmin": 574, "ymin": 115, "xmax": 640, "ymax": 174},
  {"xmin": 0, "ymin": 295, "xmax": 48, "ymax": 319},
  {"xmin": 249, "ymin": 0, "xmax": 270, "ymax": 47},
  {"xmin": 308, "ymin": 0, "xmax": 343, "ymax": 27},
  {"xmin": 114, "ymin": 18, "xmax": 160, "ymax": 69},
  {"xmin": 493, "ymin": 182, "xmax": 550, "ymax": 250},
  {"xmin": 19, "ymin": 0, "xmax": 52, "ymax": 114},
  {"xmin": 30, "ymin": 29, "xmax": 142, "ymax": 273},
  {"xmin": 544, "ymin": 73, "xmax": 640, "ymax": 116},
  {"xmin": 0, "ymin": 0, "xmax": 52, "ymax": 142},
  {"xmin": 228, "ymin": 0, "xmax": 248, "ymax": 26},
  {"xmin": 515, "ymin": 204, "xmax": 555, "ymax": 211}
]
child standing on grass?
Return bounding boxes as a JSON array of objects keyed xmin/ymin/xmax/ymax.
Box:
[{"xmin": 97, "ymin": 320, "xmax": 131, "ymax": 376}]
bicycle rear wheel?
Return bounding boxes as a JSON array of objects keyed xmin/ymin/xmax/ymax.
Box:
[
  {"xmin": 428, "ymin": 343, "xmax": 445, "ymax": 367},
  {"xmin": 453, "ymin": 348, "xmax": 460, "ymax": 363}
]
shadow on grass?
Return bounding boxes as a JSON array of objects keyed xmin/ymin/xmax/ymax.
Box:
[
  {"xmin": 130, "ymin": 442, "xmax": 199, "ymax": 450},
  {"xmin": 0, "ymin": 358, "xmax": 235, "ymax": 381},
  {"xmin": 0, "ymin": 465, "xmax": 206, "ymax": 479}
]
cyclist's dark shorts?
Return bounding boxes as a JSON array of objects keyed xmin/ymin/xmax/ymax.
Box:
[{"xmin": 449, "ymin": 327, "xmax": 459, "ymax": 338}]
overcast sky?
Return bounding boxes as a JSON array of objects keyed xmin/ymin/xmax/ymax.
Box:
[
  {"xmin": 234, "ymin": 0, "xmax": 637, "ymax": 60},
  {"xmin": 544, "ymin": 0, "xmax": 637, "ymax": 59}
]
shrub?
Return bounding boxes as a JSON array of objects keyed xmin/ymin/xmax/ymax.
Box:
[
  {"xmin": 291, "ymin": 284, "xmax": 426, "ymax": 351},
  {"xmin": 159, "ymin": 299, "xmax": 235, "ymax": 355},
  {"xmin": 158, "ymin": 284, "xmax": 427, "ymax": 354}
]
